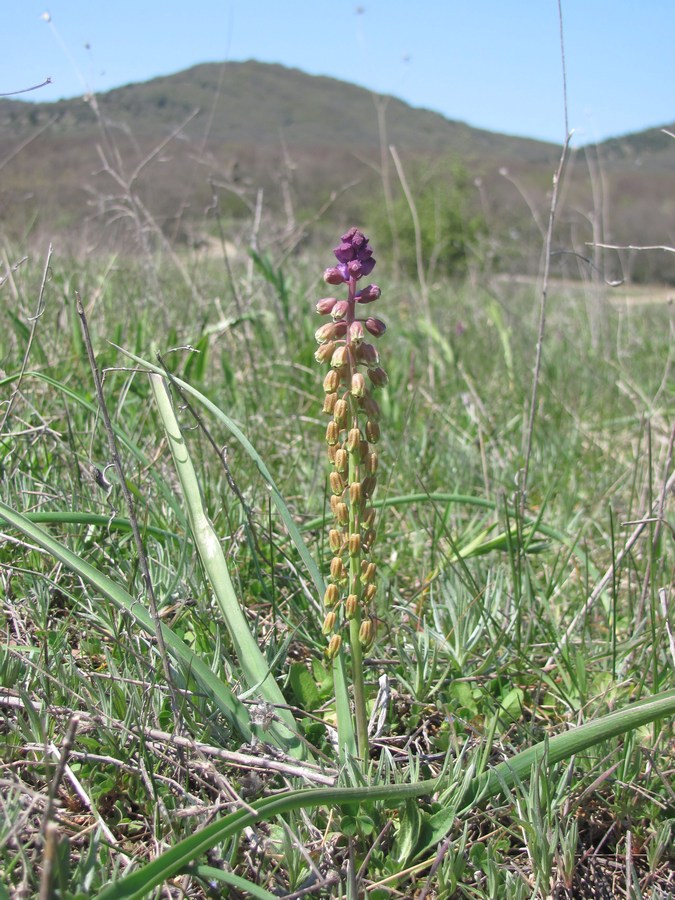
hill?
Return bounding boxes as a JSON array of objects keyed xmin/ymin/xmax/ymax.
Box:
[{"xmin": 0, "ymin": 60, "xmax": 673, "ymax": 280}]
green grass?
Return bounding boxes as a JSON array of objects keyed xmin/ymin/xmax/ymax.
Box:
[{"xmin": 0, "ymin": 244, "xmax": 673, "ymax": 899}]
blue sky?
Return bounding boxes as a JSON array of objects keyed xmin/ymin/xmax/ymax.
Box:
[{"xmin": 2, "ymin": 1, "xmax": 673, "ymax": 145}]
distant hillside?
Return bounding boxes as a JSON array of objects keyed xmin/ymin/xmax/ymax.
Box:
[{"xmin": 0, "ymin": 60, "xmax": 673, "ymax": 280}]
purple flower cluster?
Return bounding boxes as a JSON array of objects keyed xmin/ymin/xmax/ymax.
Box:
[{"xmin": 314, "ymin": 228, "xmax": 388, "ymax": 658}]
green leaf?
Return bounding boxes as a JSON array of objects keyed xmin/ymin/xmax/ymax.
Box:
[{"xmin": 289, "ymin": 663, "xmax": 321, "ymax": 712}]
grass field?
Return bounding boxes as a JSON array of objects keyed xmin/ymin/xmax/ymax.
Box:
[{"xmin": 0, "ymin": 239, "xmax": 673, "ymax": 898}]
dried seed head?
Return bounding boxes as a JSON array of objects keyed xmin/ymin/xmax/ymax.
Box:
[
  {"xmin": 359, "ymin": 618, "xmax": 374, "ymax": 648},
  {"xmin": 322, "ymin": 611, "xmax": 337, "ymax": 635},
  {"xmin": 349, "ymin": 532, "xmax": 361, "ymax": 556},
  {"xmin": 345, "ymin": 594, "xmax": 359, "ymax": 619},
  {"xmin": 322, "ymin": 392, "xmax": 338, "ymax": 415},
  {"xmin": 326, "ymin": 633, "xmax": 342, "ymax": 659},
  {"xmin": 323, "ymin": 583, "xmax": 339, "ymax": 607}
]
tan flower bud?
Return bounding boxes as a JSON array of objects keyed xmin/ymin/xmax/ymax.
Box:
[
  {"xmin": 349, "ymin": 481, "xmax": 362, "ymax": 508},
  {"xmin": 327, "ymin": 443, "xmax": 338, "ymax": 463},
  {"xmin": 323, "ymin": 583, "xmax": 339, "ymax": 607},
  {"xmin": 330, "ymin": 556, "xmax": 346, "ymax": 581},
  {"xmin": 361, "ymin": 394, "xmax": 380, "ymax": 420},
  {"xmin": 351, "ymin": 372, "xmax": 366, "ymax": 398},
  {"xmin": 331, "ymin": 299, "xmax": 350, "ymax": 320},
  {"xmin": 333, "ymin": 398, "xmax": 348, "ymax": 425},
  {"xmin": 364, "ymin": 583, "xmax": 377, "ymax": 603},
  {"xmin": 329, "ymin": 494, "xmax": 339, "ymax": 517},
  {"xmin": 336, "ymin": 501, "xmax": 349, "ymax": 525},
  {"xmin": 326, "ymin": 633, "xmax": 342, "ymax": 659},
  {"xmin": 345, "ymin": 594, "xmax": 359, "ymax": 619},
  {"xmin": 314, "ymin": 340, "xmax": 336, "ymax": 363},
  {"xmin": 323, "ymin": 369, "xmax": 340, "ymax": 393},
  {"xmin": 361, "ymin": 474, "xmax": 377, "ymax": 499},
  {"xmin": 363, "ymin": 506, "xmax": 376, "ymax": 528},
  {"xmin": 329, "ymin": 529, "xmax": 344, "ymax": 553},
  {"xmin": 329, "ymin": 471, "xmax": 344, "ymax": 495},
  {"xmin": 362, "ymin": 562, "xmax": 377, "ymax": 583},
  {"xmin": 331, "ymin": 345, "xmax": 348, "ymax": 369},
  {"xmin": 326, "ymin": 421, "xmax": 340, "ymax": 446},
  {"xmin": 368, "ymin": 366, "xmax": 389, "ymax": 388},
  {"xmin": 365, "ymin": 420, "xmax": 380, "ymax": 443},
  {"xmin": 322, "ymin": 611, "xmax": 337, "ymax": 635},
  {"xmin": 348, "ymin": 533, "xmax": 361, "ymax": 556},
  {"xmin": 347, "ymin": 427, "xmax": 361, "ymax": 453},
  {"xmin": 322, "ymin": 392, "xmax": 338, "ymax": 415},
  {"xmin": 334, "ymin": 448, "xmax": 348, "ymax": 474},
  {"xmin": 316, "ymin": 297, "xmax": 337, "ymax": 315},
  {"xmin": 349, "ymin": 320, "xmax": 365, "ymax": 343},
  {"xmin": 359, "ymin": 618, "xmax": 374, "ymax": 648},
  {"xmin": 362, "ymin": 528, "xmax": 376, "ymax": 552},
  {"xmin": 315, "ymin": 322, "xmax": 338, "ymax": 344},
  {"xmin": 367, "ymin": 451, "xmax": 378, "ymax": 474}
]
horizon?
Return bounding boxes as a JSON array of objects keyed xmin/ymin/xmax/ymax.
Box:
[{"xmin": 2, "ymin": 2, "xmax": 674, "ymax": 147}]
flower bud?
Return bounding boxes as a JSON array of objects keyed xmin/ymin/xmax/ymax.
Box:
[
  {"xmin": 328, "ymin": 529, "xmax": 344, "ymax": 553},
  {"xmin": 349, "ymin": 532, "xmax": 361, "ymax": 556},
  {"xmin": 329, "ymin": 494, "xmax": 339, "ymax": 517},
  {"xmin": 365, "ymin": 317, "xmax": 387, "ymax": 337},
  {"xmin": 358, "ymin": 343, "xmax": 379, "ymax": 367},
  {"xmin": 367, "ymin": 451, "xmax": 378, "ymax": 474},
  {"xmin": 349, "ymin": 320, "xmax": 365, "ymax": 344},
  {"xmin": 322, "ymin": 611, "xmax": 337, "ymax": 635},
  {"xmin": 362, "ymin": 528, "xmax": 377, "ymax": 552},
  {"xmin": 347, "ymin": 427, "xmax": 362, "ymax": 453},
  {"xmin": 326, "ymin": 633, "xmax": 342, "ymax": 659},
  {"xmin": 322, "ymin": 392, "xmax": 338, "ymax": 415},
  {"xmin": 336, "ymin": 501, "xmax": 349, "ymax": 526},
  {"xmin": 334, "ymin": 448, "xmax": 348, "ymax": 474},
  {"xmin": 327, "ymin": 443, "xmax": 338, "ymax": 463},
  {"xmin": 351, "ymin": 372, "xmax": 366, "ymax": 398},
  {"xmin": 359, "ymin": 440, "xmax": 370, "ymax": 462},
  {"xmin": 361, "ymin": 474, "xmax": 377, "ymax": 499},
  {"xmin": 329, "ymin": 471, "xmax": 344, "ymax": 495},
  {"xmin": 345, "ymin": 594, "xmax": 359, "ymax": 619},
  {"xmin": 361, "ymin": 394, "xmax": 380, "ymax": 420},
  {"xmin": 364, "ymin": 583, "xmax": 377, "ymax": 603},
  {"xmin": 362, "ymin": 562, "xmax": 377, "ymax": 583},
  {"xmin": 330, "ymin": 556, "xmax": 346, "ymax": 581},
  {"xmin": 356, "ymin": 284, "xmax": 381, "ymax": 303},
  {"xmin": 368, "ymin": 366, "xmax": 389, "ymax": 388},
  {"xmin": 323, "ymin": 583, "xmax": 339, "ymax": 607},
  {"xmin": 331, "ymin": 345, "xmax": 348, "ymax": 369},
  {"xmin": 349, "ymin": 481, "xmax": 362, "ymax": 508},
  {"xmin": 333, "ymin": 398, "xmax": 348, "ymax": 426},
  {"xmin": 359, "ymin": 619, "xmax": 374, "ymax": 649},
  {"xmin": 326, "ymin": 421, "xmax": 340, "ymax": 445},
  {"xmin": 366, "ymin": 420, "xmax": 380, "ymax": 443},
  {"xmin": 323, "ymin": 369, "xmax": 340, "ymax": 393},
  {"xmin": 315, "ymin": 322, "xmax": 337, "ymax": 344},
  {"xmin": 324, "ymin": 267, "xmax": 346, "ymax": 285},
  {"xmin": 316, "ymin": 297, "xmax": 338, "ymax": 315},
  {"xmin": 363, "ymin": 506, "xmax": 376, "ymax": 528},
  {"xmin": 314, "ymin": 341, "xmax": 336, "ymax": 363},
  {"xmin": 331, "ymin": 299, "xmax": 350, "ymax": 320}
]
